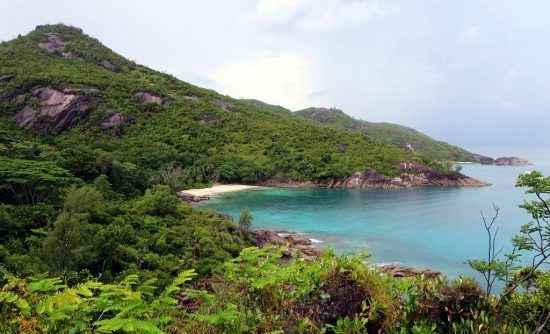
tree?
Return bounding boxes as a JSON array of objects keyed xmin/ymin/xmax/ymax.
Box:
[
  {"xmin": 238, "ymin": 208, "xmax": 253, "ymax": 238},
  {"xmin": 468, "ymin": 171, "xmax": 549, "ymax": 300},
  {"xmin": 0, "ymin": 156, "xmax": 76, "ymax": 205},
  {"xmin": 42, "ymin": 186, "xmax": 103, "ymax": 280},
  {"xmin": 504, "ymin": 171, "xmax": 550, "ymax": 296}
]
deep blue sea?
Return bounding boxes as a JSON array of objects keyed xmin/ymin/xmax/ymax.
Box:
[{"xmin": 200, "ymin": 146, "xmax": 550, "ymax": 282}]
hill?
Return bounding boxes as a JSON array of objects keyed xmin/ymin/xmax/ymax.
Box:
[
  {"xmin": 295, "ymin": 107, "xmax": 473, "ymax": 162},
  {"xmin": 0, "ymin": 24, "xmax": 546, "ymax": 334},
  {"xmin": 0, "ymin": 24, "xmax": 481, "ymax": 193}
]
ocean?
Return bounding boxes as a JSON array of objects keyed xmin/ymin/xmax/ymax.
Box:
[{"xmin": 200, "ymin": 146, "xmax": 550, "ymax": 282}]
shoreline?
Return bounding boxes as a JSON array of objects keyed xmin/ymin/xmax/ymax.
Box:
[
  {"xmin": 178, "ymin": 178, "xmax": 490, "ymax": 203},
  {"xmin": 182, "ymin": 184, "xmax": 262, "ymax": 196},
  {"xmin": 252, "ymin": 229, "xmax": 440, "ymax": 278},
  {"xmin": 177, "ymin": 184, "xmax": 262, "ymax": 202}
]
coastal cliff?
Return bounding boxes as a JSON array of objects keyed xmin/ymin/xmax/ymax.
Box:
[{"xmin": 264, "ymin": 161, "xmax": 490, "ymax": 189}]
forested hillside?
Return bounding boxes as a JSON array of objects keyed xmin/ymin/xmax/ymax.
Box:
[
  {"xmin": 0, "ymin": 24, "xmax": 444, "ymax": 193},
  {"xmin": 296, "ymin": 107, "xmax": 473, "ymax": 162},
  {"xmin": 0, "ymin": 24, "xmax": 548, "ymax": 333}
]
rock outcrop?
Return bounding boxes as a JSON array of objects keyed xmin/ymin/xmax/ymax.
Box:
[
  {"xmin": 493, "ymin": 157, "xmax": 532, "ymax": 166},
  {"xmin": 184, "ymin": 95, "xmax": 199, "ymax": 101},
  {"xmin": 38, "ymin": 33, "xmax": 75, "ymax": 58},
  {"xmin": 264, "ymin": 161, "xmax": 489, "ymax": 189},
  {"xmin": 335, "ymin": 143, "xmax": 347, "ymax": 153},
  {"xmin": 100, "ymin": 109, "xmax": 133, "ymax": 137},
  {"xmin": 197, "ymin": 115, "xmax": 219, "ymax": 125},
  {"xmin": 176, "ymin": 191, "xmax": 210, "ymax": 203},
  {"xmin": 471, "ymin": 154, "xmax": 532, "ymax": 166},
  {"xmin": 340, "ymin": 161, "xmax": 488, "ymax": 188},
  {"xmin": 373, "ymin": 264, "xmax": 440, "ymax": 279},
  {"xmin": 100, "ymin": 59, "xmax": 114, "ymax": 70},
  {"xmin": 0, "ymin": 74, "xmax": 16, "ymax": 82},
  {"xmin": 135, "ymin": 92, "xmax": 171, "ymax": 107},
  {"xmin": 12, "ymin": 87, "xmax": 95, "ymax": 134},
  {"xmin": 251, "ymin": 230, "xmax": 323, "ymax": 263},
  {"xmin": 250, "ymin": 229, "xmax": 440, "ymax": 278},
  {"xmin": 211, "ymin": 98, "xmax": 232, "ymax": 111},
  {"xmin": 100, "ymin": 111, "xmax": 126, "ymax": 130}
]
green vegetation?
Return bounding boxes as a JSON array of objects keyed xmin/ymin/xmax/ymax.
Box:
[
  {"xmin": 0, "ymin": 24, "xmax": 547, "ymax": 333},
  {"xmin": 0, "ymin": 156, "xmax": 547, "ymax": 333},
  {"xmin": 238, "ymin": 207, "xmax": 253, "ymax": 238},
  {"xmin": 0, "ymin": 24, "xmax": 455, "ymax": 190},
  {"xmin": 295, "ymin": 107, "xmax": 473, "ymax": 162}
]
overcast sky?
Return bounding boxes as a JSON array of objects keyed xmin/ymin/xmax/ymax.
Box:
[{"xmin": 2, "ymin": 0, "xmax": 549, "ymax": 147}]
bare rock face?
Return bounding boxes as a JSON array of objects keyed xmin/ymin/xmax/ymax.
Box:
[
  {"xmin": 333, "ymin": 162, "xmax": 489, "ymax": 189},
  {"xmin": 100, "ymin": 112, "xmax": 126, "ymax": 130},
  {"xmin": 12, "ymin": 106, "xmax": 38, "ymax": 128},
  {"xmin": 100, "ymin": 109, "xmax": 133, "ymax": 137},
  {"xmin": 309, "ymin": 107, "xmax": 340, "ymax": 121},
  {"xmin": 12, "ymin": 87, "xmax": 94, "ymax": 134},
  {"xmin": 288, "ymin": 234, "xmax": 312, "ymax": 245},
  {"xmin": 251, "ymin": 230, "xmax": 323, "ymax": 263},
  {"xmin": 39, "ymin": 87, "xmax": 76, "ymax": 116},
  {"xmin": 494, "ymin": 157, "xmax": 532, "ymax": 166},
  {"xmin": 197, "ymin": 115, "xmax": 219, "ymax": 125},
  {"xmin": 211, "ymin": 98, "xmax": 232, "ymax": 111},
  {"xmin": 135, "ymin": 92, "xmax": 171, "ymax": 106},
  {"xmin": 471, "ymin": 153, "xmax": 532, "ymax": 166},
  {"xmin": 10, "ymin": 94, "xmax": 27, "ymax": 105},
  {"xmin": 335, "ymin": 143, "xmax": 347, "ymax": 152},
  {"xmin": 471, "ymin": 153, "xmax": 495, "ymax": 164},
  {"xmin": 62, "ymin": 87, "xmax": 99, "ymax": 94},
  {"xmin": 184, "ymin": 95, "xmax": 199, "ymax": 101},
  {"xmin": 101, "ymin": 59, "xmax": 114, "ymax": 70},
  {"xmin": 374, "ymin": 264, "xmax": 440, "ymax": 279},
  {"xmin": 266, "ymin": 161, "xmax": 489, "ymax": 189},
  {"xmin": 38, "ymin": 33, "xmax": 75, "ymax": 58},
  {"xmin": 0, "ymin": 74, "xmax": 16, "ymax": 82},
  {"xmin": 176, "ymin": 192, "xmax": 210, "ymax": 203}
]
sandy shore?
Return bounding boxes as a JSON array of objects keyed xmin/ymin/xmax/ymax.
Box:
[{"xmin": 181, "ymin": 184, "xmax": 261, "ymax": 197}]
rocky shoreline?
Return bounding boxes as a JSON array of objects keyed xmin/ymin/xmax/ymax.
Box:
[
  {"xmin": 178, "ymin": 161, "xmax": 490, "ymax": 203},
  {"xmin": 251, "ymin": 229, "xmax": 440, "ymax": 279},
  {"xmin": 471, "ymin": 154, "xmax": 532, "ymax": 166},
  {"xmin": 263, "ymin": 161, "xmax": 490, "ymax": 190},
  {"xmin": 252, "ymin": 230, "xmax": 324, "ymax": 263}
]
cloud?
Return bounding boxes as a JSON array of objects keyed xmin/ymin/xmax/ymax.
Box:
[
  {"xmin": 212, "ymin": 53, "xmax": 329, "ymax": 110},
  {"xmin": 456, "ymin": 26, "xmax": 481, "ymax": 45},
  {"xmin": 255, "ymin": 0, "xmax": 395, "ymax": 33},
  {"xmin": 489, "ymin": 94, "xmax": 518, "ymax": 111}
]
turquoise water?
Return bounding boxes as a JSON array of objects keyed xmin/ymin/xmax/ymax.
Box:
[{"xmin": 200, "ymin": 147, "xmax": 550, "ymax": 281}]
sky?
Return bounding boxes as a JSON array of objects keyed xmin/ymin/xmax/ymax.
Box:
[{"xmin": 1, "ymin": 0, "xmax": 549, "ymax": 147}]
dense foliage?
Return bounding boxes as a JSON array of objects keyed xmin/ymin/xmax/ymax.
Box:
[
  {"xmin": 0, "ymin": 170, "xmax": 548, "ymax": 333},
  {"xmin": 295, "ymin": 108, "xmax": 473, "ymax": 162},
  {"xmin": 2, "ymin": 246, "xmax": 547, "ymax": 333},
  {"xmin": 0, "ymin": 24, "xmax": 547, "ymax": 333},
  {"xmin": 0, "ymin": 24, "xmax": 454, "ymax": 190}
]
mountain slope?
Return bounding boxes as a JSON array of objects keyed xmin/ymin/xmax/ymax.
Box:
[
  {"xmin": 295, "ymin": 107, "xmax": 473, "ymax": 162},
  {"xmin": 0, "ymin": 24, "xmax": 479, "ymax": 193}
]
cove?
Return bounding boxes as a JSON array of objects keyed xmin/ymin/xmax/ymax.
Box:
[{"xmin": 200, "ymin": 147, "xmax": 550, "ymax": 280}]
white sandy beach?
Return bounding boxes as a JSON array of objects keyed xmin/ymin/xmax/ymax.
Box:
[{"xmin": 181, "ymin": 184, "xmax": 261, "ymax": 197}]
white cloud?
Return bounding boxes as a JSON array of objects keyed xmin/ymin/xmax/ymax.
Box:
[
  {"xmin": 503, "ymin": 68, "xmax": 520, "ymax": 82},
  {"xmin": 490, "ymin": 94, "xmax": 518, "ymax": 111},
  {"xmin": 457, "ymin": 26, "xmax": 480, "ymax": 45},
  {"xmin": 212, "ymin": 53, "xmax": 328, "ymax": 110},
  {"xmin": 256, "ymin": 0, "xmax": 304, "ymax": 17},
  {"xmin": 255, "ymin": 0, "xmax": 395, "ymax": 33}
]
